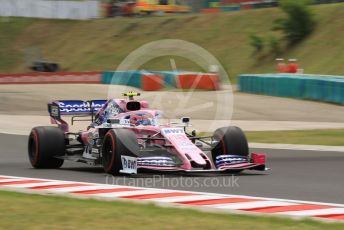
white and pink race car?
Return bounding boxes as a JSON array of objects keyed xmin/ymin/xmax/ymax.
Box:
[{"xmin": 28, "ymin": 92, "xmax": 267, "ymax": 175}]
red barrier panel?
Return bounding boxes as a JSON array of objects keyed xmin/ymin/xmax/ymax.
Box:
[
  {"xmin": 287, "ymin": 63, "xmax": 299, "ymax": 74},
  {"xmin": 202, "ymin": 8, "xmax": 222, "ymax": 13},
  {"xmin": 0, "ymin": 72, "xmax": 101, "ymax": 84},
  {"xmin": 176, "ymin": 74, "xmax": 220, "ymax": 90},
  {"xmin": 142, "ymin": 74, "xmax": 163, "ymax": 91}
]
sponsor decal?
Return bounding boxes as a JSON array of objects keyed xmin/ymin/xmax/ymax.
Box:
[
  {"xmin": 120, "ymin": 156, "xmax": 137, "ymax": 174},
  {"xmin": 120, "ymin": 119, "xmax": 130, "ymax": 125},
  {"xmin": 161, "ymin": 128, "xmax": 184, "ymax": 135},
  {"xmin": 58, "ymin": 100, "xmax": 106, "ymax": 114},
  {"xmin": 215, "ymin": 155, "xmax": 248, "ymax": 166},
  {"xmin": 137, "ymin": 157, "xmax": 176, "ymax": 167},
  {"xmin": 162, "ymin": 128, "xmax": 197, "ymax": 151}
]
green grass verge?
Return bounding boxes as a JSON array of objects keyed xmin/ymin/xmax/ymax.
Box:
[
  {"xmin": 0, "ymin": 3, "xmax": 344, "ymax": 81},
  {"xmin": 246, "ymin": 129, "xmax": 344, "ymax": 146},
  {"xmin": 0, "ymin": 190, "xmax": 343, "ymax": 230}
]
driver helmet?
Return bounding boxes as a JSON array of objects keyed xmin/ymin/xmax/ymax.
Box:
[{"xmin": 130, "ymin": 114, "xmax": 150, "ymax": 126}]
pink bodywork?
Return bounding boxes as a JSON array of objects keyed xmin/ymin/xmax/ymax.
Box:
[
  {"xmin": 109, "ymin": 109, "xmax": 213, "ymax": 170},
  {"xmin": 51, "ymin": 98, "xmax": 266, "ymax": 172}
]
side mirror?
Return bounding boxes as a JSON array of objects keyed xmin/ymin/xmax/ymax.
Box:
[{"xmin": 181, "ymin": 117, "xmax": 190, "ymax": 124}]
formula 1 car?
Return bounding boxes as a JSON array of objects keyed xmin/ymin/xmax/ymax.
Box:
[{"xmin": 28, "ymin": 92, "xmax": 267, "ymax": 175}]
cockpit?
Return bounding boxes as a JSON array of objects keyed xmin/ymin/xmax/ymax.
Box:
[{"xmin": 116, "ymin": 111, "xmax": 161, "ymax": 127}]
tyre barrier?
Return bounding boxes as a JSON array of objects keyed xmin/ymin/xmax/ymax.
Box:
[
  {"xmin": 142, "ymin": 74, "xmax": 163, "ymax": 91},
  {"xmin": 0, "ymin": 70, "xmax": 220, "ymax": 91},
  {"xmin": 149, "ymin": 71, "xmax": 178, "ymax": 88},
  {"xmin": 0, "ymin": 72, "xmax": 101, "ymax": 84},
  {"xmin": 176, "ymin": 73, "xmax": 219, "ymax": 90},
  {"xmin": 101, "ymin": 71, "xmax": 163, "ymax": 91},
  {"xmin": 239, "ymin": 74, "xmax": 344, "ymax": 105},
  {"xmin": 151, "ymin": 71, "xmax": 219, "ymax": 90}
]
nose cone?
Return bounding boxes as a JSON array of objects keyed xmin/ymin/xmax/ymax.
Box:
[
  {"xmin": 161, "ymin": 128, "xmax": 209, "ymax": 167},
  {"xmin": 187, "ymin": 152, "xmax": 207, "ymax": 166}
]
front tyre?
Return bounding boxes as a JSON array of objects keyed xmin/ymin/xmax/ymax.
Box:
[
  {"xmin": 211, "ymin": 126, "xmax": 249, "ymax": 160},
  {"xmin": 28, "ymin": 126, "xmax": 65, "ymax": 169},
  {"xmin": 102, "ymin": 129, "xmax": 138, "ymax": 175}
]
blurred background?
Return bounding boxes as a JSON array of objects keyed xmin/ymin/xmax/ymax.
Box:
[
  {"xmin": 1, "ymin": 3, "xmax": 344, "ymax": 226},
  {"xmin": 0, "ymin": 0, "xmax": 343, "ymax": 80},
  {"xmin": 0, "ymin": 0, "xmax": 344, "ymax": 123}
]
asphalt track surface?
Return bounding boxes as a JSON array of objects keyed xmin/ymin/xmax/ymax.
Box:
[{"xmin": 1, "ymin": 133, "xmax": 343, "ymax": 204}]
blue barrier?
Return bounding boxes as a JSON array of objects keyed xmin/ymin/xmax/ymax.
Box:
[
  {"xmin": 239, "ymin": 74, "xmax": 344, "ymax": 105},
  {"xmin": 102, "ymin": 70, "xmax": 141, "ymax": 88},
  {"xmin": 149, "ymin": 71, "xmax": 177, "ymax": 87},
  {"xmin": 102, "ymin": 70, "xmax": 220, "ymax": 91}
]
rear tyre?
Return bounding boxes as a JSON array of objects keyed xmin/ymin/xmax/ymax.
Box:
[
  {"xmin": 211, "ymin": 126, "xmax": 249, "ymax": 163},
  {"xmin": 28, "ymin": 126, "xmax": 65, "ymax": 169},
  {"xmin": 102, "ymin": 129, "xmax": 138, "ymax": 175}
]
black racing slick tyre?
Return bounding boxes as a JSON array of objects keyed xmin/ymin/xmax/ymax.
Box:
[
  {"xmin": 28, "ymin": 126, "xmax": 65, "ymax": 169},
  {"xmin": 211, "ymin": 126, "xmax": 249, "ymax": 161},
  {"xmin": 101, "ymin": 129, "xmax": 139, "ymax": 175}
]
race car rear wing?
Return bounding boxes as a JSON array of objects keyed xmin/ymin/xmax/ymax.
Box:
[
  {"xmin": 48, "ymin": 100, "xmax": 107, "ymax": 131},
  {"xmin": 48, "ymin": 100, "xmax": 107, "ymax": 116}
]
